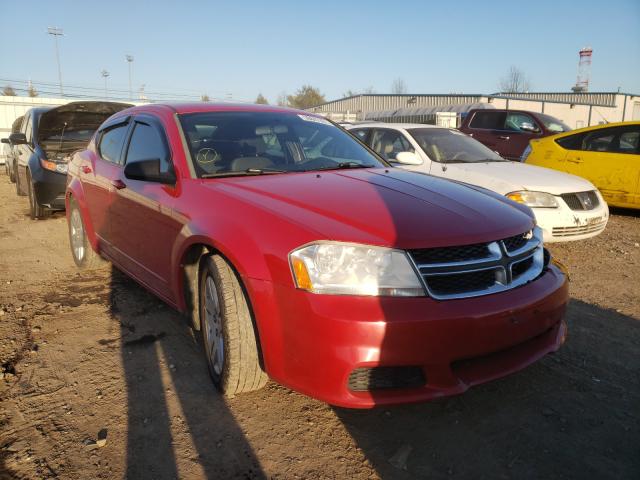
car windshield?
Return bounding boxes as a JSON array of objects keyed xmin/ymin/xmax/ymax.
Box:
[
  {"xmin": 538, "ymin": 113, "xmax": 571, "ymax": 133},
  {"xmin": 408, "ymin": 128, "xmax": 505, "ymax": 163},
  {"xmin": 179, "ymin": 111, "xmax": 385, "ymax": 177}
]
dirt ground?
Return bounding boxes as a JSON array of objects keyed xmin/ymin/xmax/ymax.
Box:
[{"xmin": 0, "ymin": 175, "xmax": 639, "ymax": 480}]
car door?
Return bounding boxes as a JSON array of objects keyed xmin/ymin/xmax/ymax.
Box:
[
  {"xmin": 463, "ymin": 111, "xmax": 506, "ymax": 154},
  {"xmin": 568, "ymin": 125, "xmax": 640, "ymax": 206},
  {"xmin": 501, "ymin": 112, "xmax": 543, "ymax": 160},
  {"xmin": 109, "ymin": 115, "xmax": 182, "ymax": 300},
  {"xmin": 83, "ymin": 118, "xmax": 132, "ymax": 250}
]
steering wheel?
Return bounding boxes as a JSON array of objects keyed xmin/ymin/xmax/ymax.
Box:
[{"xmin": 450, "ymin": 152, "xmax": 468, "ymax": 161}]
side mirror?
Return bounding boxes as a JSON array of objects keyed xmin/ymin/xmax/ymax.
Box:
[
  {"xmin": 8, "ymin": 132, "xmax": 27, "ymax": 145},
  {"xmin": 124, "ymin": 158, "xmax": 176, "ymax": 184},
  {"xmin": 393, "ymin": 151, "xmax": 423, "ymax": 165},
  {"xmin": 1, "ymin": 138, "xmax": 9, "ymax": 144},
  {"xmin": 520, "ymin": 122, "xmax": 540, "ymax": 133}
]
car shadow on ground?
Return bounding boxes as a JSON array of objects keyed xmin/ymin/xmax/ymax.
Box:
[
  {"xmin": 609, "ymin": 206, "xmax": 639, "ymax": 218},
  {"xmin": 333, "ymin": 299, "xmax": 640, "ymax": 479},
  {"xmin": 109, "ymin": 266, "xmax": 265, "ymax": 479}
]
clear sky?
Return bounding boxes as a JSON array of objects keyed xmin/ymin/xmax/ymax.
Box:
[{"xmin": 1, "ymin": 0, "xmax": 639, "ymax": 103}]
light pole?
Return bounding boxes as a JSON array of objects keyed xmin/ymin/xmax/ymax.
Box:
[
  {"xmin": 47, "ymin": 27, "xmax": 64, "ymax": 96},
  {"xmin": 125, "ymin": 55, "xmax": 134, "ymax": 100},
  {"xmin": 101, "ymin": 70, "xmax": 110, "ymax": 98}
]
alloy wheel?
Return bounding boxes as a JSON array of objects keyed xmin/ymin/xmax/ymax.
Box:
[
  {"xmin": 203, "ymin": 275, "xmax": 224, "ymax": 375},
  {"xmin": 69, "ymin": 208, "xmax": 85, "ymax": 262}
]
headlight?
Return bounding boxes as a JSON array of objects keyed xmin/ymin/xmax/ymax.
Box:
[
  {"xmin": 40, "ymin": 158, "xmax": 68, "ymax": 174},
  {"xmin": 289, "ymin": 242, "xmax": 425, "ymax": 296},
  {"xmin": 506, "ymin": 191, "xmax": 558, "ymax": 208}
]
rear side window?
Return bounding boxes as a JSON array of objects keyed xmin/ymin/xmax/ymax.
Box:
[
  {"xmin": 125, "ymin": 122, "xmax": 171, "ymax": 172},
  {"xmin": 469, "ymin": 111, "xmax": 506, "ymax": 130},
  {"xmin": 98, "ymin": 124, "xmax": 129, "ymax": 164},
  {"xmin": 556, "ymin": 133, "xmax": 585, "ymax": 150}
]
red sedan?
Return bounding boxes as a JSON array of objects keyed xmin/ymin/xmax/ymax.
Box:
[{"xmin": 65, "ymin": 103, "xmax": 568, "ymax": 408}]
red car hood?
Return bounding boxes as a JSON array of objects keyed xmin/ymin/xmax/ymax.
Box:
[{"xmin": 207, "ymin": 168, "xmax": 535, "ymax": 249}]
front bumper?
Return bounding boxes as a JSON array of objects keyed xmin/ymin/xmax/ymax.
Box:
[
  {"xmin": 249, "ymin": 265, "xmax": 568, "ymax": 408},
  {"xmin": 32, "ymin": 167, "xmax": 67, "ymax": 210},
  {"xmin": 533, "ymin": 198, "xmax": 608, "ymax": 242}
]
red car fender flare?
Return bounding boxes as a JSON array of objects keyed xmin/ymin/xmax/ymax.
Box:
[
  {"xmin": 66, "ymin": 178, "xmax": 99, "ymax": 252},
  {"xmin": 170, "ymin": 223, "xmax": 273, "ymax": 313}
]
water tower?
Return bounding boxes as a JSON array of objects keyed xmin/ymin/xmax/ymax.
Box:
[{"xmin": 572, "ymin": 47, "xmax": 593, "ymax": 92}]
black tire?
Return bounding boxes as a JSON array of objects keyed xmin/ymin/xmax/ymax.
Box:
[
  {"xmin": 68, "ymin": 198, "xmax": 103, "ymax": 269},
  {"xmin": 27, "ymin": 173, "xmax": 50, "ymax": 220},
  {"xmin": 199, "ymin": 254, "xmax": 267, "ymax": 396},
  {"xmin": 9, "ymin": 161, "xmax": 16, "ymax": 183},
  {"xmin": 15, "ymin": 167, "xmax": 23, "ymax": 196}
]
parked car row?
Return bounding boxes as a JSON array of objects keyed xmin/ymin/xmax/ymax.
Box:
[
  {"xmin": 2, "ymin": 102, "xmax": 131, "ymax": 218},
  {"xmin": 345, "ymin": 122, "xmax": 609, "ymax": 241},
  {"xmin": 6, "ymin": 102, "xmax": 631, "ymax": 408}
]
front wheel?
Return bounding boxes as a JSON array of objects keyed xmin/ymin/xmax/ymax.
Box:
[
  {"xmin": 199, "ymin": 254, "xmax": 267, "ymax": 396},
  {"xmin": 68, "ymin": 198, "xmax": 103, "ymax": 269},
  {"xmin": 27, "ymin": 174, "xmax": 50, "ymax": 220}
]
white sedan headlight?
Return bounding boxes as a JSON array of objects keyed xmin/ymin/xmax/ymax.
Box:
[
  {"xmin": 289, "ymin": 242, "xmax": 425, "ymax": 296},
  {"xmin": 506, "ymin": 191, "xmax": 558, "ymax": 208}
]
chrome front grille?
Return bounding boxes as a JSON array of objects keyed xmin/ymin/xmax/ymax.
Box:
[
  {"xmin": 408, "ymin": 228, "xmax": 544, "ymax": 300},
  {"xmin": 561, "ymin": 191, "xmax": 600, "ymax": 211}
]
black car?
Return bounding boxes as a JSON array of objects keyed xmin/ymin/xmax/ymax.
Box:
[
  {"xmin": 10, "ymin": 102, "xmax": 131, "ymax": 218},
  {"xmin": 2, "ymin": 115, "xmax": 24, "ymax": 183}
]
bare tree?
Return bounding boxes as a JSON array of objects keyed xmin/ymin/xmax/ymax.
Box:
[
  {"xmin": 2, "ymin": 85, "xmax": 16, "ymax": 96},
  {"xmin": 255, "ymin": 93, "xmax": 268, "ymax": 104},
  {"xmin": 499, "ymin": 66, "xmax": 531, "ymax": 93},
  {"xmin": 201, "ymin": 94, "xmax": 210, "ymax": 102},
  {"xmin": 391, "ymin": 78, "xmax": 408, "ymax": 94},
  {"xmin": 28, "ymin": 85, "xmax": 38, "ymax": 97}
]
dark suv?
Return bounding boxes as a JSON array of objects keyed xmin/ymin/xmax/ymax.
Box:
[
  {"xmin": 11, "ymin": 101, "xmax": 131, "ymax": 219},
  {"xmin": 459, "ymin": 109, "xmax": 571, "ymax": 161}
]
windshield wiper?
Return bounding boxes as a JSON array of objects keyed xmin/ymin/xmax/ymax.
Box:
[
  {"xmin": 201, "ymin": 167, "xmax": 287, "ymax": 178},
  {"xmin": 313, "ymin": 162, "xmax": 377, "ymax": 171}
]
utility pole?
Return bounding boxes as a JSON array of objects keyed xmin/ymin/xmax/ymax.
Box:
[
  {"xmin": 101, "ymin": 70, "xmax": 110, "ymax": 98},
  {"xmin": 125, "ymin": 55, "xmax": 134, "ymax": 100},
  {"xmin": 47, "ymin": 27, "xmax": 64, "ymax": 96}
]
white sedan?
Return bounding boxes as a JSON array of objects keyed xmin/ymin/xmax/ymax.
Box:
[{"xmin": 347, "ymin": 123, "xmax": 608, "ymax": 242}]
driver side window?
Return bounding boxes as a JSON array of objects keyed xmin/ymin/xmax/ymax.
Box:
[
  {"xmin": 125, "ymin": 122, "xmax": 171, "ymax": 173},
  {"xmin": 505, "ymin": 113, "xmax": 540, "ymax": 133},
  {"xmin": 370, "ymin": 129, "xmax": 414, "ymax": 161}
]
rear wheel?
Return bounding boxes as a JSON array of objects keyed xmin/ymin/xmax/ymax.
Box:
[
  {"xmin": 27, "ymin": 173, "xmax": 50, "ymax": 220},
  {"xmin": 68, "ymin": 198, "xmax": 103, "ymax": 269},
  {"xmin": 199, "ymin": 254, "xmax": 267, "ymax": 396}
]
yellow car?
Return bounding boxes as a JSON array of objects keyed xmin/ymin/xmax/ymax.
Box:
[{"xmin": 522, "ymin": 121, "xmax": 640, "ymax": 209}]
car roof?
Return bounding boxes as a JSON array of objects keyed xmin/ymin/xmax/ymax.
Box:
[
  {"xmin": 119, "ymin": 102, "xmax": 312, "ymax": 116},
  {"xmin": 542, "ymin": 120, "xmax": 640, "ymax": 139},
  {"xmin": 347, "ymin": 122, "xmax": 444, "ymax": 130}
]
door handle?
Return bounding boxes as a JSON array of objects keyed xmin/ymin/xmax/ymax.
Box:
[
  {"xmin": 498, "ymin": 135, "xmax": 510, "ymax": 140},
  {"xmin": 81, "ymin": 165, "xmax": 92, "ymax": 174},
  {"xmin": 111, "ymin": 179, "xmax": 127, "ymax": 190},
  {"xmin": 566, "ymin": 157, "xmax": 582, "ymax": 164}
]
